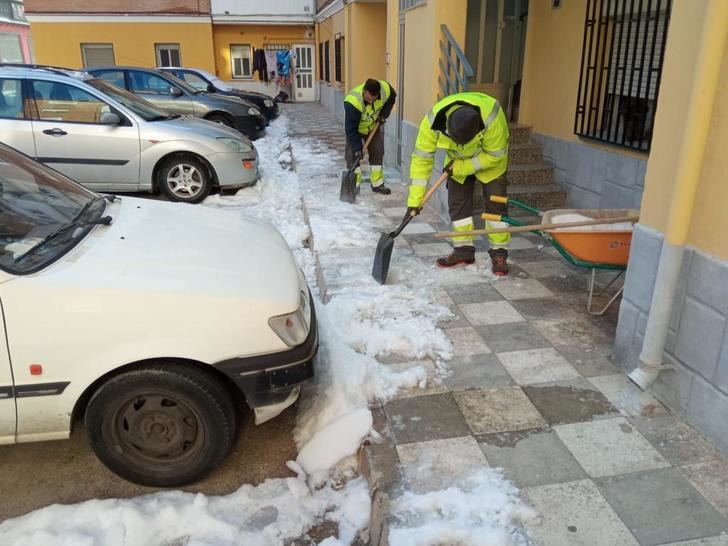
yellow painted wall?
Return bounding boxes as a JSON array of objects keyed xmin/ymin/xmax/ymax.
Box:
[
  {"xmin": 317, "ymin": 8, "xmax": 345, "ymax": 89},
  {"xmin": 402, "ymin": 2, "xmax": 435, "ymax": 124},
  {"xmin": 639, "ymin": 0, "xmax": 728, "ymax": 259},
  {"xmin": 518, "ymin": 0, "xmax": 644, "ymax": 158},
  {"xmin": 212, "ymin": 24, "xmax": 311, "ymax": 81},
  {"xmin": 29, "ymin": 21, "xmax": 215, "ymax": 71},
  {"xmin": 348, "ymin": 2, "xmax": 387, "ymax": 87}
]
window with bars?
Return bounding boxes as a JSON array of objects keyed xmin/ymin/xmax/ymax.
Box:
[
  {"xmin": 318, "ymin": 42, "xmax": 324, "ymax": 80},
  {"xmin": 399, "ymin": 0, "xmax": 426, "ymax": 11},
  {"xmin": 334, "ymin": 36, "xmax": 343, "ymax": 82},
  {"xmin": 324, "ymin": 40, "xmax": 330, "ymax": 82},
  {"xmin": 574, "ymin": 0, "xmax": 671, "ymax": 151}
]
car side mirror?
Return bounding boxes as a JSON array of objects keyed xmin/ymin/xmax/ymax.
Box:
[
  {"xmin": 100, "ymin": 112, "xmax": 121, "ymax": 125},
  {"xmin": 170, "ymin": 87, "xmax": 183, "ymax": 97},
  {"xmin": 206, "ymin": 83, "xmax": 216, "ymax": 93}
]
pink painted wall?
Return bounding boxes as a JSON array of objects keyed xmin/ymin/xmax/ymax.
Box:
[{"xmin": 0, "ymin": 22, "xmax": 33, "ymax": 62}]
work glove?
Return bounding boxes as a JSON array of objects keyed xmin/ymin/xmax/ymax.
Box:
[
  {"xmin": 377, "ymin": 116, "xmax": 387, "ymax": 125},
  {"xmin": 352, "ymin": 149, "xmax": 363, "ymax": 162},
  {"xmin": 402, "ymin": 207, "xmax": 421, "ymax": 223}
]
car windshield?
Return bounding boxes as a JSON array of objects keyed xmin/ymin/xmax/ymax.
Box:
[
  {"xmin": 0, "ymin": 144, "xmax": 104, "ymax": 274},
  {"xmin": 86, "ymin": 79, "xmax": 170, "ymax": 121},
  {"xmin": 193, "ymin": 69, "xmax": 232, "ymax": 91},
  {"xmin": 163, "ymin": 72, "xmax": 204, "ymax": 95}
]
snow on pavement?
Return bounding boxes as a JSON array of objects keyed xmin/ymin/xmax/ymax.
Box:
[{"xmin": 0, "ymin": 115, "xmax": 535, "ymax": 545}]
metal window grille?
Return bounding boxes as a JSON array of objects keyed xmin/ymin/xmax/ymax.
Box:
[
  {"xmin": 265, "ymin": 44, "xmax": 289, "ymax": 51},
  {"xmin": 324, "ymin": 40, "xmax": 330, "ymax": 82},
  {"xmin": 334, "ymin": 36, "xmax": 343, "ymax": 83},
  {"xmin": 574, "ymin": 0, "xmax": 672, "ymax": 151}
]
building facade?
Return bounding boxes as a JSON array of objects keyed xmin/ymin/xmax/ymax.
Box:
[
  {"xmin": 1, "ymin": 0, "xmax": 33, "ymax": 63},
  {"xmin": 23, "ymin": 0, "xmax": 317, "ymax": 100}
]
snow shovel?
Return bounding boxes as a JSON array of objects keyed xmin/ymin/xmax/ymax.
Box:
[
  {"xmin": 339, "ymin": 123, "xmax": 380, "ymax": 204},
  {"xmin": 372, "ymin": 169, "xmax": 450, "ymax": 284}
]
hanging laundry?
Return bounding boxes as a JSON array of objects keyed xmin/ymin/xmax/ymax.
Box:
[
  {"xmin": 276, "ymin": 49, "xmax": 291, "ymax": 85},
  {"xmin": 252, "ymin": 48, "xmax": 268, "ymax": 81},
  {"xmin": 264, "ymin": 49, "xmax": 278, "ymax": 80}
]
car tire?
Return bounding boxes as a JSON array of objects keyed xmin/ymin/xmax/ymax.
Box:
[
  {"xmin": 85, "ymin": 362, "xmax": 237, "ymax": 487},
  {"xmin": 206, "ymin": 113, "xmax": 235, "ymax": 129},
  {"xmin": 157, "ymin": 156, "xmax": 212, "ymax": 204}
]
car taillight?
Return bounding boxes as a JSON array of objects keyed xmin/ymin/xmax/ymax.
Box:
[{"xmin": 243, "ymin": 160, "xmax": 255, "ymax": 169}]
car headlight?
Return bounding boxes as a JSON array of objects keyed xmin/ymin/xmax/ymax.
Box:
[
  {"xmin": 217, "ymin": 137, "xmax": 252, "ymax": 153},
  {"xmin": 249, "ymin": 107, "xmax": 262, "ymax": 117},
  {"xmin": 264, "ymin": 99, "xmax": 274, "ymax": 107},
  {"xmin": 269, "ymin": 303, "xmax": 308, "ymax": 347}
]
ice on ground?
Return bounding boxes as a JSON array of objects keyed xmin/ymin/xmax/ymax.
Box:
[
  {"xmin": 550, "ymin": 213, "xmax": 634, "ymax": 232},
  {"xmin": 389, "ymin": 470, "xmax": 538, "ymax": 546}
]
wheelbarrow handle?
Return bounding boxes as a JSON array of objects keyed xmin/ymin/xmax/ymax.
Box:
[
  {"xmin": 347, "ymin": 122, "xmax": 380, "ymax": 174},
  {"xmin": 489, "ymin": 195, "xmax": 543, "ymax": 216},
  {"xmin": 392, "ymin": 170, "xmax": 449, "ymax": 237},
  {"xmin": 433, "ymin": 215, "xmax": 640, "ymax": 239}
]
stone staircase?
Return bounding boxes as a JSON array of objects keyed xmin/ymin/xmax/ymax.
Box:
[{"xmin": 504, "ymin": 124, "xmax": 566, "ymax": 210}]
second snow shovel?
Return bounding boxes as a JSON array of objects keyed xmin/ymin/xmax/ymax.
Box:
[
  {"xmin": 339, "ymin": 123, "xmax": 380, "ymax": 203},
  {"xmin": 372, "ymin": 169, "xmax": 449, "ymax": 284}
]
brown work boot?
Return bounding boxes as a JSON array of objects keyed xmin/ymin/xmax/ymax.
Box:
[
  {"xmin": 436, "ymin": 246, "xmax": 475, "ymax": 268},
  {"xmin": 372, "ymin": 184, "xmax": 391, "ymax": 195},
  {"xmin": 489, "ymin": 248, "xmax": 509, "ymax": 276}
]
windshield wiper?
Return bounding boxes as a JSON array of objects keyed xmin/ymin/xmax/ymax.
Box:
[{"xmin": 14, "ymin": 197, "xmax": 111, "ymax": 263}]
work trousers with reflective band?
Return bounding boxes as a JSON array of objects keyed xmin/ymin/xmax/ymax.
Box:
[
  {"xmin": 448, "ymin": 176, "xmax": 510, "ymax": 249},
  {"xmin": 344, "ymin": 128, "xmax": 385, "ymax": 187}
]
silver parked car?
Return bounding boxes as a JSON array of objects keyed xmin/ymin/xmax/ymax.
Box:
[
  {"xmin": 0, "ymin": 65, "xmax": 258, "ymax": 203},
  {"xmin": 87, "ymin": 66, "xmax": 268, "ymax": 140}
]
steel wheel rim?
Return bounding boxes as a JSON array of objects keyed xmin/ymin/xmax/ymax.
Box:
[
  {"xmin": 110, "ymin": 390, "xmax": 204, "ymax": 468},
  {"xmin": 167, "ymin": 163, "xmax": 203, "ymax": 198}
]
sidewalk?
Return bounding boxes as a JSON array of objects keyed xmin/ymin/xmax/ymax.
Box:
[{"xmin": 284, "ymin": 102, "xmax": 728, "ymax": 546}]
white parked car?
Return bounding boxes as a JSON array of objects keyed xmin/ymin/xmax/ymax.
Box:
[
  {"xmin": 0, "ymin": 143, "xmax": 317, "ymax": 486},
  {"xmin": 0, "ymin": 65, "xmax": 259, "ymax": 203}
]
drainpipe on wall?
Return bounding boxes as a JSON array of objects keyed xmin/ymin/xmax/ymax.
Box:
[{"xmin": 629, "ymin": 0, "xmax": 728, "ymax": 390}]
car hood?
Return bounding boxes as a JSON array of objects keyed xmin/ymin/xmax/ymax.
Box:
[
  {"xmin": 232, "ymin": 90, "xmax": 273, "ymax": 102},
  {"xmin": 51, "ymin": 197, "xmax": 301, "ymax": 309},
  {"xmin": 202, "ymin": 93, "xmax": 257, "ymax": 112},
  {"xmin": 147, "ymin": 115, "xmax": 253, "ymax": 144}
]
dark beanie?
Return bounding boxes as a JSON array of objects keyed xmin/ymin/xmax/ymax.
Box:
[{"xmin": 446, "ymin": 105, "xmax": 480, "ymax": 144}]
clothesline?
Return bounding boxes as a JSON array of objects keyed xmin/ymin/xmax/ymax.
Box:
[{"xmin": 252, "ymin": 46, "xmax": 297, "ymax": 87}]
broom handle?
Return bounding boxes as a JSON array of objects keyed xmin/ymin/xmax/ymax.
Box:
[{"xmin": 433, "ymin": 215, "xmax": 640, "ymax": 239}]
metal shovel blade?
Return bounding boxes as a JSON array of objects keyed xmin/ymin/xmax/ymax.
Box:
[
  {"xmin": 339, "ymin": 170, "xmax": 357, "ymax": 203},
  {"xmin": 372, "ymin": 231, "xmax": 395, "ymax": 284}
]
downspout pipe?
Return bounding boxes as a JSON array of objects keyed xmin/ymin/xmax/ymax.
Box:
[{"xmin": 629, "ymin": 0, "xmax": 728, "ymax": 390}]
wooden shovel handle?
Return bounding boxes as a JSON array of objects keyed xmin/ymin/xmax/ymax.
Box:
[
  {"xmin": 433, "ymin": 215, "xmax": 640, "ymax": 239},
  {"xmin": 362, "ymin": 123, "xmax": 380, "ymax": 154},
  {"xmin": 418, "ymin": 170, "xmax": 449, "ymax": 210}
]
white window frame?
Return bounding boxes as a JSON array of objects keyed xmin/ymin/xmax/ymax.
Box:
[
  {"xmin": 155, "ymin": 43, "xmax": 181, "ymax": 67},
  {"xmin": 80, "ymin": 43, "xmax": 115, "ymax": 67},
  {"xmin": 230, "ymin": 44, "xmax": 253, "ymax": 80}
]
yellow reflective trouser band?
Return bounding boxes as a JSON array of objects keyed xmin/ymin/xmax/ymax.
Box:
[
  {"xmin": 355, "ymin": 167, "xmax": 362, "ymax": 186},
  {"xmin": 486, "ymin": 219, "xmax": 510, "ymax": 249},
  {"xmin": 407, "ymin": 181, "xmax": 427, "ymax": 207},
  {"xmin": 452, "ymin": 217, "xmax": 474, "ymax": 246},
  {"xmin": 371, "ymin": 165, "xmax": 384, "ymax": 186}
]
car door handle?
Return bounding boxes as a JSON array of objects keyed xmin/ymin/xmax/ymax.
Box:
[{"xmin": 42, "ymin": 128, "xmax": 68, "ymax": 137}]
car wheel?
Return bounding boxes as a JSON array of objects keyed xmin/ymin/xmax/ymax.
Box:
[
  {"xmin": 157, "ymin": 156, "xmax": 212, "ymax": 204},
  {"xmin": 85, "ymin": 363, "xmax": 236, "ymax": 487},
  {"xmin": 206, "ymin": 113, "xmax": 235, "ymax": 129}
]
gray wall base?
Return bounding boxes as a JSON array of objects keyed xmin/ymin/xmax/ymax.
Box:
[
  {"xmin": 532, "ymin": 133, "xmax": 647, "ymax": 210},
  {"xmin": 320, "ymin": 84, "xmax": 345, "ymax": 124},
  {"xmin": 615, "ymin": 223, "xmax": 728, "ymax": 453}
]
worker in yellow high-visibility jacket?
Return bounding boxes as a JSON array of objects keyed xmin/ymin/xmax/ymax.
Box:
[
  {"xmin": 406, "ymin": 92, "xmax": 510, "ymax": 275},
  {"xmin": 344, "ymin": 79, "xmax": 397, "ymax": 194}
]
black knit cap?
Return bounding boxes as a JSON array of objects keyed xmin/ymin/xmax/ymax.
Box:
[{"xmin": 446, "ymin": 105, "xmax": 480, "ymax": 144}]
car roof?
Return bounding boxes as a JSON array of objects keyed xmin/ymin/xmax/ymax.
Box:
[
  {"xmin": 0, "ymin": 64, "xmax": 92, "ymax": 80},
  {"xmin": 88, "ymin": 66, "xmax": 169, "ymax": 73}
]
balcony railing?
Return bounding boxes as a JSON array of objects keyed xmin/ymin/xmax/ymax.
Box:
[{"xmin": 438, "ymin": 24, "xmax": 474, "ymax": 99}]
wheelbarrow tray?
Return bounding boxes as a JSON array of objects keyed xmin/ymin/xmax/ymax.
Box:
[{"xmin": 541, "ymin": 208, "xmax": 638, "ymax": 267}]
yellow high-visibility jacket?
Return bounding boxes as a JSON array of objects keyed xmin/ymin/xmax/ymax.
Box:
[{"xmin": 408, "ymin": 92, "xmax": 509, "ymax": 207}]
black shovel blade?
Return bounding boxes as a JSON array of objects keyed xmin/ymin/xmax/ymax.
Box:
[
  {"xmin": 372, "ymin": 231, "xmax": 395, "ymax": 284},
  {"xmin": 339, "ymin": 170, "xmax": 357, "ymax": 203}
]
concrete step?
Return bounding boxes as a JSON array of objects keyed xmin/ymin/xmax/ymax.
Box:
[
  {"xmin": 509, "ymin": 142, "xmax": 543, "ymax": 165},
  {"xmin": 506, "ymin": 162, "xmax": 554, "ymax": 186},
  {"xmin": 506, "ymin": 183, "xmax": 567, "ymax": 210},
  {"xmin": 509, "ymin": 124, "xmax": 532, "ymax": 145}
]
